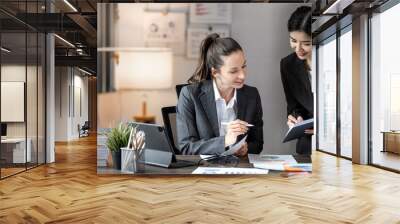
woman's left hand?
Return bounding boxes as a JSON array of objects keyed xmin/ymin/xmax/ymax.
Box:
[
  {"xmin": 305, "ymin": 129, "xmax": 314, "ymax": 135},
  {"xmin": 234, "ymin": 142, "xmax": 248, "ymax": 157}
]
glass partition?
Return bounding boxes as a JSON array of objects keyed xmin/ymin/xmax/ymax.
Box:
[
  {"xmin": 27, "ymin": 31, "xmax": 38, "ymax": 169},
  {"xmin": 0, "ymin": 1, "xmax": 46, "ymax": 179},
  {"xmin": 1, "ymin": 30, "xmax": 28, "ymax": 177}
]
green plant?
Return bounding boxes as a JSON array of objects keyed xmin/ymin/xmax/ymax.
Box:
[{"xmin": 106, "ymin": 123, "xmax": 131, "ymax": 152}]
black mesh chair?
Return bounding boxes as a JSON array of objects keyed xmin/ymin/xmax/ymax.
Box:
[
  {"xmin": 175, "ymin": 84, "xmax": 189, "ymax": 99},
  {"xmin": 78, "ymin": 121, "xmax": 90, "ymax": 138},
  {"xmin": 161, "ymin": 106, "xmax": 180, "ymax": 155}
]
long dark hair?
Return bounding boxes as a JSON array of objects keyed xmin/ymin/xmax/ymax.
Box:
[
  {"xmin": 288, "ymin": 6, "xmax": 312, "ymax": 37},
  {"xmin": 188, "ymin": 33, "xmax": 243, "ymax": 83}
]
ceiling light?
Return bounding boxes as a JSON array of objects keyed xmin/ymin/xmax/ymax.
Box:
[
  {"xmin": 78, "ymin": 67, "xmax": 92, "ymax": 76},
  {"xmin": 1, "ymin": 47, "xmax": 11, "ymax": 53},
  {"xmin": 323, "ymin": 0, "xmax": 355, "ymax": 15},
  {"xmin": 63, "ymin": 0, "xmax": 78, "ymax": 12},
  {"xmin": 54, "ymin": 34, "xmax": 75, "ymax": 48}
]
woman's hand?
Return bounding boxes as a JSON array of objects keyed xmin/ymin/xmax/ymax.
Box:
[
  {"xmin": 225, "ymin": 119, "xmax": 249, "ymax": 147},
  {"xmin": 305, "ymin": 129, "xmax": 314, "ymax": 135},
  {"xmin": 287, "ymin": 114, "xmax": 303, "ymax": 128},
  {"xmin": 234, "ymin": 142, "xmax": 248, "ymax": 157}
]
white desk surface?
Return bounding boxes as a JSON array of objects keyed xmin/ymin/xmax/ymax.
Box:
[{"xmin": 1, "ymin": 138, "xmax": 27, "ymax": 144}]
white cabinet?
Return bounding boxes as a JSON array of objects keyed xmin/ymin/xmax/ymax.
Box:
[{"xmin": 1, "ymin": 138, "xmax": 32, "ymax": 163}]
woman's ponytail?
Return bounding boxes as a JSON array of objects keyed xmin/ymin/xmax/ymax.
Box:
[
  {"xmin": 188, "ymin": 33, "xmax": 242, "ymax": 83},
  {"xmin": 188, "ymin": 33, "xmax": 220, "ymax": 83}
]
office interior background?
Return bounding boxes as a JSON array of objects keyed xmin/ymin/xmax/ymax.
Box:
[
  {"xmin": 0, "ymin": 0, "xmax": 97, "ymax": 179},
  {"xmin": 0, "ymin": 0, "xmax": 399, "ymax": 174},
  {"xmin": 0, "ymin": 0, "xmax": 400, "ymax": 222},
  {"xmin": 97, "ymin": 3, "xmax": 308, "ymax": 158}
]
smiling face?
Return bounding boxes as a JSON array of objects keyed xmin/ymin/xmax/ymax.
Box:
[
  {"xmin": 212, "ymin": 50, "xmax": 247, "ymax": 89},
  {"xmin": 289, "ymin": 31, "xmax": 312, "ymax": 61}
]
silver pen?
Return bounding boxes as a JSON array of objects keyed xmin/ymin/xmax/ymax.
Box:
[{"xmin": 221, "ymin": 122, "xmax": 254, "ymax": 127}]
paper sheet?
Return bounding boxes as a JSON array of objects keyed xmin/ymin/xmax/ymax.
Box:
[
  {"xmin": 200, "ymin": 155, "xmax": 215, "ymax": 159},
  {"xmin": 253, "ymin": 163, "xmax": 312, "ymax": 172},
  {"xmin": 221, "ymin": 135, "xmax": 247, "ymax": 156},
  {"xmin": 187, "ymin": 26, "xmax": 230, "ymax": 59},
  {"xmin": 192, "ymin": 167, "xmax": 269, "ymax": 175},
  {"xmin": 189, "ymin": 3, "xmax": 232, "ymax": 24},
  {"xmin": 248, "ymin": 154, "xmax": 298, "ymax": 164},
  {"xmin": 248, "ymin": 154, "xmax": 311, "ymax": 172}
]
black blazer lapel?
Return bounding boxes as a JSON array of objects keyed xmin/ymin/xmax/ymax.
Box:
[
  {"xmin": 236, "ymin": 88, "xmax": 247, "ymax": 121},
  {"xmin": 199, "ymin": 81, "xmax": 220, "ymax": 137},
  {"xmin": 296, "ymin": 59, "xmax": 311, "ymax": 93}
]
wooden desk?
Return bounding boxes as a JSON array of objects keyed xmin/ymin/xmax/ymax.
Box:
[
  {"xmin": 97, "ymin": 155, "xmax": 311, "ymax": 175},
  {"xmin": 1, "ymin": 138, "xmax": 31, "ymax": 164},
  {"xmin": 381, "ymin": 131, "xmax": 400, "ymax": 154}
]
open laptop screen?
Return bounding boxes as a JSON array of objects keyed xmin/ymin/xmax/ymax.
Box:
[{"xmin": 131, "ymin": 122, "xmax": 174, "ymax": 154}]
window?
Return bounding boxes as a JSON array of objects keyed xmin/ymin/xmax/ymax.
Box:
[
  {"xmin": 339, "ymin": 27, "xmax": 352, "ymax": 158},
  {"xmin": 317, "ymin": 35, "xmax": 337, "ymax": 154},
  {"xmin": 370, "ymin": 2, "xmax": 400, "ymax": 171}
]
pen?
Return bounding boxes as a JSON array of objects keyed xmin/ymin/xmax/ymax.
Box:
[{"xmin": 221, "ymin": 122, "xmax": 254, "ymax": 127}]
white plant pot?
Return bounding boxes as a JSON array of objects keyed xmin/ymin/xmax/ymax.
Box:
[{"xmin": 121, "ymin": 147, "xmax": 142, "ymax": 173}]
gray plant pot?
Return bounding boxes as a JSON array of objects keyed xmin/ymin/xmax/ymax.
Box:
[{"xmin": 110, "ymin": 150, "xmax": 121, "ymax": 170}]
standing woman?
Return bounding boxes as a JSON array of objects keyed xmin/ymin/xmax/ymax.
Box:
[
  {"xmin": 281, "ymin": 6, "xmax": 313, "ymax": 155},
  {"xmin": 176, "ymin": 33, "xmax": 264, "ymax": 155}
]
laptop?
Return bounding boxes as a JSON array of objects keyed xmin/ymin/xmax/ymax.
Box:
[{"xmin": 132, "ymin": 122, "xmax": 196, "ymax": 168}]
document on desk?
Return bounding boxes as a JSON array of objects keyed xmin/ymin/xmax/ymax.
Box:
[
  {"xmin": 248, "ymin": 154, "xmax": 298, "ymax": 164},
  {"xmin": 253, "ymin": 163, "xmax": 312, "ymax": 172},
  {"xmin": 221, "ymin": 135, "xmax": 248, "ymax": 156},
  {"xmin": 248, "ymin": 154, "xmax": 311, "ymax": 172},
  {"xmin": 192, "ymin": 167, "xmax": 269, "ymax": 175}
]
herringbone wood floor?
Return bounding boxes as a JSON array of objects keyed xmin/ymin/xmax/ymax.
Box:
[{"xmin": 1, "ymin": 135, "xmax": 400, "ymax": 224}]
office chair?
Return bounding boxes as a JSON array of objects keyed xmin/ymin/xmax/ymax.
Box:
[
  {"xmin": 79, "ymin": 121, "xmax": 90, "ymax": 138},
  {"xmin": 161, "ymin": 106, "xmax": 181, "ymax": 155},
  {"xmin": 175, "ymin": 84, "xmax": 189, "ymax": 99}
]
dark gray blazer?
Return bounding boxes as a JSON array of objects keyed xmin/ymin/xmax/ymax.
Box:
[{"xmin": 176, "ymin": 80, "xmax": 263, "ymax": 155}]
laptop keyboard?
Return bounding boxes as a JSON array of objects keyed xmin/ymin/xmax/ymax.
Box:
[{"xmin": 169, "ymin": 159, "xmax": 197, "ymax": 168}]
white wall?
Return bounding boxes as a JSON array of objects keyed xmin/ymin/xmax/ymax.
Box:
[
  {"xmin": 99, "ymin": 3, "xmax": 307, "ymax": 154},
  {"xmin": 1, "ymin": 65, "xmax": 35, "ymax": 138},
  {"xmin": 1, "ymin": 64, "xmax": 46, "ymax": 163},
  {"xmin": 55, "ymin": 67, "xmax": 89, "ymax": 141},
  {"xmin": 55, "ymin": 67, "xmax": 68, "ymax": 141}
]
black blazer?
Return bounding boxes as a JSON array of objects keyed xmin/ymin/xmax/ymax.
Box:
[
  {"xmin": 281, "ymin": 53, "xmax": 313, "ymax": 154},
  {"xmin": 176, "ymin": 80, "xmax": 263, "ymax": 155}
]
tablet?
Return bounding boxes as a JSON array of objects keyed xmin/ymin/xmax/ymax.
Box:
[{"xmin": 283, "ymin": 118, "xmax": 314, "ymax": 143}]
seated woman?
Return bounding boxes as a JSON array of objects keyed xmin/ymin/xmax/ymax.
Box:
[{"xmin": 176, "ymin": 33, "xmax": 263, "ymax": 155}]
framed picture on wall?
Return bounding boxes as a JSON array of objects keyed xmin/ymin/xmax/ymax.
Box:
[
  {"xmin": 189, "ymin": 3, "xmax": 232, "ymax": 24},
  {"xmin": 186, "ymin": 25, "xmax": 230, "ymax": 59},
  {"xmin": 1, "ymin": 81, "xmax": 25, "ymax": 122},
  {"xmin": 143, "ymin": 12, "xmax": 186, "ymax": 44}
]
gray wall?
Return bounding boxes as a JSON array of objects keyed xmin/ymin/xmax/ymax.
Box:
[{"xmin": 231, "ymin": 4, "xmax": 303, "ymax": 153}]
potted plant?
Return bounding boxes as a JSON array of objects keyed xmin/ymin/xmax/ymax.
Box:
[{"xmin": 106, "ymin": 123, "xmax": 131, "ymax": 169}]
